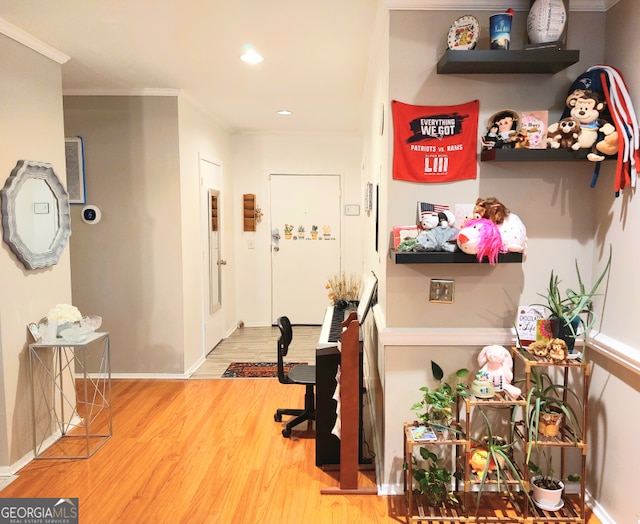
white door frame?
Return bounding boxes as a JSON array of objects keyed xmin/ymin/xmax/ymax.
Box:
[{"xmin": 200, "ymin": 156, "xmax": 224, "ymax": 356}]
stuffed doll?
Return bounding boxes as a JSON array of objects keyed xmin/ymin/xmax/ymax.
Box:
[
  {"xmin": 477, "ymin": 345, "xmax": 521, "ymax": 398},
  {"xmin": 547, "ymin": 87, "xmax": 617, "ymax": 156},
  {"xmin": 473, "ymin": 197, "xmax": 527, "ymax": 253},
  {"xmin": 456, "ymin": 218, "xmax": 504, "ymax": 265},
  {"xmin": 482, "ymin": 110, "xmax": 520, "ymax": 150},
  {"xmin": 547, "ymin": 116, "xmax": 581, "ymax": 150},
  {"xmin": 414, "ymin": 211, "xmax": 458, "ymax": 252}
]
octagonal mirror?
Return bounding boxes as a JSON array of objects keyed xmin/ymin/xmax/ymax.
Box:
[{"xmin": 1, "ymin": 160, "xmax": 71, "ymax": 270}]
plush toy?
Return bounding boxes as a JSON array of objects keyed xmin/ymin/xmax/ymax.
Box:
[
  {"xmin": 473, "ymin": 197, "xmax": 527, "ymax": 253},
  {"xmin": 548, "ymin": 89, "xmax": 616, "ymax": 153},
  {"xmin": 547, "ymin": 116, "xmax": 581, "ymax": 150},
  {"xmin": 482, "ymin": 109, "xmax": 520, "ymax": 150},
  {"xmin": 588, "ymin": 128, "xmax": 619, "ymax": 161},
  {"xmin": 546, "ymin": 338, "xmax": 569, "ymax": 363},
  {"xmin": 456, "ymin": 218, "xmax": 504, "ymax": 265},
  {"xmin": 419, "ymin": 212, "xmax": 440, "ymax": 231},
  {"xmin": 414, "ymin": 211, "xmax": 458, "ymax": 252},
  {"xmin": 477, "ymin": 345, "xmax": 521, "ymax": 398},
  {"xmin": 473, "ymin": 197, "xmax": 508, "ymax": 224},
  {"xmin": 527, "ymin": 340, "xmax": 549, "ymax": 358}
]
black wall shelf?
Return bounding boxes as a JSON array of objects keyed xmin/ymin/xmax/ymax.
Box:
[
  {"xmin": 481, "ymin": 148, "xmax": 591, "ymax": 162},
  {"xmin": 437, "ymin": 49, "xmax": 580, "ymax": 75},
  {"xmin": 390, "ymin": 249, "xmax": 523, "ymax": 264}
]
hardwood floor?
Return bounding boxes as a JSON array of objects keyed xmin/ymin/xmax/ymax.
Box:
[
  {"xmin": 2, "ymin": 327, "xmax": 602, "ymax": 524},
  {"xmin": 2, "ymin": 379, "xmax": 389, "ymax": 524},
  {"xmin": 191, "ymin": 325, "xmax": 319, "ymax": 378}
]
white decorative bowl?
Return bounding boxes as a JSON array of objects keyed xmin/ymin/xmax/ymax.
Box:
[
  {"xmin": 80, "ymin": 315, "xmax": 102, "ymax": 332},
  {"xmin": 60, "ymin": 326, "xmax": 93, "ymax": 344}
]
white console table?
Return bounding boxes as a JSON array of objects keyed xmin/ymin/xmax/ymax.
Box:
[{"xmin": 29, "ymin": 331, "xmax": 112, "ymax": 459}]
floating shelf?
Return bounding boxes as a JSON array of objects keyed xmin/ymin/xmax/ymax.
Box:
[
  {"xmin": 437, "ymin": 49, "xmax": 580, "ymax": 75},
  {"xmin": 481, "ymin": 148, "xmax": 592, "ymax": 162},
  {"xmin": 390, "ymin": 249, "xmax": 523, "ymax": 264}
]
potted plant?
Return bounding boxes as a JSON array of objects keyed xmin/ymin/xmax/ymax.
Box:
[
  {"xmin": 411, "ymin": 361, "xmax": 469, "ymax": 429},
  {"xmin": 534, "ymin": 246, "xmax": 611, "ymax": 353},
  {"xmin": 406, "ymin": 447, "xmax": 460, "ymax": 507},
  {"xmin": 283, "ymin": 223, "xmax": 294, "ymax": 239},
  {"xmin": 468, "ymin": 408, "xmax": 533, "ymax": 512},
  {"xmin": 524, "ymin": 367, "xmax": 582, "ymax": 443},
  {"xmin": 527, "ymin": 448, "xmax": 581, "ymax": 510},
  {"xmin": 325, "ymin": 272, "xmax": 360, "ymax": 307}
]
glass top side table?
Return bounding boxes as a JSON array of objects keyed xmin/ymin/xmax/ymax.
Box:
[{"xmin": 29, "ymin": 331, "xmax": 111, "ymax": 459}]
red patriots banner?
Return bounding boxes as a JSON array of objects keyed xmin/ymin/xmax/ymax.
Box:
[{"xmin": 392, "ymin": 99, "xmax": 479, "ymax": 183}]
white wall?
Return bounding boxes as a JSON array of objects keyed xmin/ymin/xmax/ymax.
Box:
[
  {"xmin": 231, "ymin": 133, "xmax": 365, "ymax": 326},
  {"xmin": 364, "ymin": 6, "xmax": 640, "ymax": 524},
  {"xmin": 586, "ymin": 2, "xmax": 640, "ymax": 523},
  {"xmin": 64, "ymin": 95, "xmax": 186, "ymax": 375},
  {"xmin": 0, "ymin": 34, "xmax": 71, "ymax": 468},
  {"xmin": 177, "ymin": 95, "xmax": 233, "ymax": 373}
]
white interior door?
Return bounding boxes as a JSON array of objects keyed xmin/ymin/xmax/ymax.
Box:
[
  {"xmin": 270, "ymin": 174, "xmax": 341, "ymax": 324},
  {"xmin": 200, "ymin": 158, "xmax": 224, "ymax": 353}
]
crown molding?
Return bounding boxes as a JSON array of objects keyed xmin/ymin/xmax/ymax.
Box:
[
  {"xmin": 63, "ymin": 88, "xmax": 181, "ymax": 97},
  {"xmin": 383, "ymin": 0, "xmax": 619, "ymax": 12},
  {"xmin": 0, "ymin": 17, "xmax": 69, "ymax": 64}
]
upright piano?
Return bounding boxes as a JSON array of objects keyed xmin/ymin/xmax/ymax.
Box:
[{"xmin": 315, "ymin": 272, "xmax": 377, "ymax": 467}]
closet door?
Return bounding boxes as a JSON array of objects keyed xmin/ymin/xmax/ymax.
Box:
[{"xmin": 270, "ymin": 174, "xmax": 341, "ymax": 324}]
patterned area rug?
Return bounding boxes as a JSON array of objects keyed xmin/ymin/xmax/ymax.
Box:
[{"xmin": 221, "ymin": 362, "xmax": 307, "ymax": 378}]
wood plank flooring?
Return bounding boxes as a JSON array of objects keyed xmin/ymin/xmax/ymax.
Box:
[
  {"xmin": 1, "ymin": 327, "xmax": 602, "ymax": 524},
  {"xmin": 191, "ymin": 325, "xmax": 319, "ymax": 379}
]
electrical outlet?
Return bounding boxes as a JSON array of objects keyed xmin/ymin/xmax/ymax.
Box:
[{"xmin": 429, "ymin": 279, "xmax": 454, "ymax": 303}]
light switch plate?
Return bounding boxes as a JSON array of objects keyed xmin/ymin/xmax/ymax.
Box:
[
  {"xmin": 345, "ymin": 204, "xmax": 360, "ymax": 216},
  {"xmin": 429, "ymin": 279, "xmax": 454, "ymax": 303}
]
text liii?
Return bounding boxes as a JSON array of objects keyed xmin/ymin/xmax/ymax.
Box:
[
  {"xmin": 424, "ymin": 155, "xmax": 449, "ymax": 173},
  {"xmin": 422, "ymin": 143, "xmax": 463, "ymax": 174}
]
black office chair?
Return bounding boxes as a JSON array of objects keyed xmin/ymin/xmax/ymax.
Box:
[{"xmin": 273, "ymin": 316, "xmax": 316, "ymax": 438}]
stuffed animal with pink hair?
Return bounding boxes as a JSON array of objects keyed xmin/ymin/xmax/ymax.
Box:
[{"xmin": 456, "ymin": 218, "xmax": 505, "ymax": 265}]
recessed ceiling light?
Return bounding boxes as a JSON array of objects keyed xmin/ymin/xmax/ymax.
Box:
[
  {"xmin": 277, "ymin": 110, "xmax": 292, "ymax": 116},
  {"xmin": 240, "ymin": 48, "xmax": 263, "ymax": 64}
]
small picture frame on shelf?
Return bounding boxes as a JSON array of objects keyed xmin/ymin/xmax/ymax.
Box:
[
  {"xmin": 519, "ymin": 111, "xmax": 549, "ymax": 149},
  {"xmin": 409, "ymin": 425, "xmax": 438, "ymax": 442},
  {"xmin": 27, "ymin": 322, "xmax": 41, "ymax": 342}
]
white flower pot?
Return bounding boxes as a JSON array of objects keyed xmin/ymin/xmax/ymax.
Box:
[{"xmin": 532, "ymin": 475, "xmax": 564, "ymax": 510}]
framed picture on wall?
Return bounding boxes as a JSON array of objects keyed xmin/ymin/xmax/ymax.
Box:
[{"xmin": 64, "ymin": 136, "xmax": 86, "ymax": 204}]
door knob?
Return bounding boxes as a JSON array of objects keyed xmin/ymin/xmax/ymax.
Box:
[{"xmin": 219, "ymin": 259, "xmax": 227, "ymax": 265}]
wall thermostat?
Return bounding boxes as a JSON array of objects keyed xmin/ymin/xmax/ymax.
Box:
[{"xmin": 82, "ymin": 205, "xmax": 102, "ymax": 224}]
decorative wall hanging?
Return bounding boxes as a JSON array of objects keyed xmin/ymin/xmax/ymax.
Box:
[
  {"xmin": 242, "ymin": 193, "xmax": 256, "ymax": 231},
  {"xmin": 391, "ymin": 99, "xmax": 479, "ymax": 183},
  {"xmin": 64, "ymin": 137, "xmax": 86, "ymax": 204},
  {"xmin": 1, "ymin": 160, "xmax": 71, "ymax": 269}
]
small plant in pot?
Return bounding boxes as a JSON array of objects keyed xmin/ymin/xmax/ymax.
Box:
[
  {"xmin": 534, "ymin": 246, "xmax": 611, "ymax": 354},
  {"xmin": 528, "ymin": 448, "xmax": 580, "ymax": 511},
  {"xmin": 525, "ymin": 367, "xmax": 582, "ymax": 442},
  {"xmin": 468, "ymin": 408, "xmax": 534, "ymax": 511},
  {"xmin": 406, "ymin": 447, "xmax": 460, "ymax": 507},
  {"xmin": 411, "ymin": 361, "xmax": 469, "ymax": 430}
]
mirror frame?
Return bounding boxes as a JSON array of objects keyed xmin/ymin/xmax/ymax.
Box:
[{"xmin": 1, "ymin": 160, "xmax": 71, "ymax": 270}]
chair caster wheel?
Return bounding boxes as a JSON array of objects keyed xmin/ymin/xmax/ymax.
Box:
[
  {"xmin": 282, "ymin": 427, "xmax": 291, "ymax": 438},
  {"xmin": 274, "ymin": 413, "xmax": 282, "ymax": 422}
]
